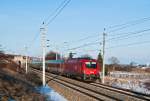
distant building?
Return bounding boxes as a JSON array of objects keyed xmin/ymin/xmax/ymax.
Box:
[
  {"xmin": 12, "ymin": 55, "xmax": 32, "ymax": 67},
  {"xmin": 13, "ymin": 55, "xmax": 26, "ymax": 65}
]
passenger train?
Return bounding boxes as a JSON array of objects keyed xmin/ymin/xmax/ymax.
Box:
[{"xmin": 31, "ymin": 57, "xmax": 101, "ymax": 81}]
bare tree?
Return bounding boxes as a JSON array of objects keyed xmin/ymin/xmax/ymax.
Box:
[
  {"xmin": 108, "ymin": 56, "xmax": 120, "ymax": 71},
  {"xmin": 130, "ymin": 61, "xmax": 137, "ymax": 67},
  {"xmin": 97, "ymin": 52, "xmax": 103, "ymax": 69},
  {"xmin": 108, "ymin": 57, "xmax": 120, "ymax": 64}
]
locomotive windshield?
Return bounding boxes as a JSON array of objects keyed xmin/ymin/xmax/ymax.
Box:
[{"xmin": 85, "ymin": 62, "xmax": 96, "ymax": 68}]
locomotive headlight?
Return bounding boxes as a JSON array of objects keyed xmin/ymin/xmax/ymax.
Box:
[{"xmin": 92, "ymin": 62, "xmax": 96, "ymax": 64}]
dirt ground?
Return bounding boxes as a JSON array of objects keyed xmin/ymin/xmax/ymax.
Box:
[{"xmin": 0, "ymin": 59, "xmax": 47, "ymax": 101}]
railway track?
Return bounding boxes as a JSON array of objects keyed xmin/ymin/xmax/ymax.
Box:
[
  {"xmin": 31, "ymin": 68, "xmax": 150, "ymax": 101},
  {"xmin": 90, "ymin": 82, "xmax": 150, "ymax": 101}
]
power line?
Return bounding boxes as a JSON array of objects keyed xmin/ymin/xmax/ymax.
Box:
[
  {"xmin": 107, "ymin": 28, "xmax": 150, "ymax": 41},
  {"xmin": 106, "ymin": 17, "xmax": 150, "ymax": 34},
  {"xmin": 109, "ymin": 32, "xmax": 150, "ymax": 43},
  {"xmin": 24, "ymin": 0, "xmax": 71, "ymax": 58},
  {"xmin": 28, "ymin": 31, "xmax": 40, "ymax": 48},
  {"xmin": 25, "ymin": 30, "xmax": 41, "ymax": 56},
  {"xmin": 60, "ymin": 17, "xmax": 150, "ymax": 46},
  {"xmin": 108, "ymin": 28, "xmax": 150, "ymax": 38},
  {"xmin": 67, "ymin": 41, "xmax": 101, "ymax": 51},
  {"xmin": 44, "ymin": 0, "xmax": 68, "ymax": 23},
  {"xmin": 46, "ymin": 0, "xmax": 71, "ymax": 25},
  {"xmin": 80, "ymin": 49, "xmax": 100, "ymax": 52},
  {"xmin": 107, "ymin": 40, "xmax": 150, "ymax": 49},
  {"xmin": 108, "ymin": 17, "xmax": 150, "ymax": 29},
  {"xmin": 66, "ymin": 33, "xmax": 101, "ymax": 44},
  {"xmin": 27, "ymin": 0, "xmax": 70, "ymax": 50},
  {"xmin": 62, "ymin": 28, "xmax": 150, "ymax": 55}
]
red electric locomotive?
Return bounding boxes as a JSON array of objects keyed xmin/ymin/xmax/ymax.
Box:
[{"xmin": 63, "ymin": 58, "xmax": 100, "ymax": 80}]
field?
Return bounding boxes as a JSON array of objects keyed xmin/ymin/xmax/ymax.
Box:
[{"xmin": 105, "ymin": 71, "xmax": 150, "ymax": 95}]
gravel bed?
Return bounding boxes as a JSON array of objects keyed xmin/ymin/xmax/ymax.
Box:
[{"xmin": 48, "ymin": 79, "xmax": 98, "ymax": 101}]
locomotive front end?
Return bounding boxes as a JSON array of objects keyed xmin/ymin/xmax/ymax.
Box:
[{"xmin": 82, "ymin": 60, "xmax": 100, "ymax": 80}]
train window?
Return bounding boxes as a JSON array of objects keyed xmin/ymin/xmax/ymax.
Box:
[{"xmin": 85, "ymin": 62, "xmax": 96, "ymax": 68}]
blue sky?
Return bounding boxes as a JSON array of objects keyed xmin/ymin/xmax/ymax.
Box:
[{"xmin": 0, "ymin": 0, "xmax": 150, "ymax": 64}]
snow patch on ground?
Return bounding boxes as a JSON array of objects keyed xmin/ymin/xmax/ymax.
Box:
[
  {"xmin": 111, "ymin": 80, "xmax": 150, "ymax": 95},
  {"xmin": 106, "ymin": 71, "xmax": 150, "ymax": 95},
  {"xmin": 36, "ymin": 85, "xmax": 67, "ymax": 101}
]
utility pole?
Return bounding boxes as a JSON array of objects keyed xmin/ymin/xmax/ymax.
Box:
[
  {"xmin": 40, "ymin": 22, "xmax": 47, "ymax": 86},
  {"xmin": 102, "ymin": 28, "xmax": 106, "ymax": 84},
  {"xmin": 25, "ymin": 46, "xmax": 28, "ymax": 74}
]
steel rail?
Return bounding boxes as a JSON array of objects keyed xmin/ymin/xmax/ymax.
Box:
[
  {"xmin": 90, "ymin": 82, "xmax": 150, "ymax": 100},
  {"xmin": 32, "ymin": 68, "xmax": 118, "ymax": 101},
  {"xmin": 31, "ymin": 68, "xmax": 149, "ymax": 101}
]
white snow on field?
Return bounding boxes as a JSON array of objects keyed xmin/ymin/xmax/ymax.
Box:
[
  {"xmin": 36, "ymin": 85, "xmax": 67, "ymax": 101},
  {"xmin": 111, "ymin": 80, "xmax": 150, "ymax": 95},
  {"xmin": 106, "ymin": 71, "xmax": 150, "ymax": 95},
  {"xmin": 109, "ymin": 71, "xmax": 150, "ymax": 79}
]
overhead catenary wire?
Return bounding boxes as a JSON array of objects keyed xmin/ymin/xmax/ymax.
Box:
[
  {"xmin": 46, "ymin": 0, "xmax": 71, "ymax": 25},
  {"xmin": 108, "ymin": 17, "xmax": 150, "ymax": 29},
  {"xmin": 108, "ymin": 32, "xmax": 150, "ymax": 43},
  {"xmin": 26, "ymin": 5, "xmax": 150, "ymax": 58},
  {"xmin": 66, "ymin": 41, "xmax": 101, "ymax": 51},
  {"xmin": 28, "ymin": 30, "xmax": 40, "ymax": 48},
  {"xmin": 89, "ymin": 39, "xmax": 150, "ymax": 51},
  {"xmin": 106, "ymin": 40, "xmax": 150, "ymax": 49},
  {"xmin": 66, "ymin": 33, "xmax": 101, "ymax": 44},
  {"xmin": 27, "ymin": 0, "xmax": 71, "ymax": 52},
  {"xmin": 60, "ymin": 16, "xmax": 150, "ymax": 46},
  {"xmin": 43, "ymin": 0, "xmax": 68, "ymax": 23},
  {"xmin": 63, "ymin": 28, "xmax": 150, "ymax": 54},
  {"xmin": 64, "ymin": 28, "xmax": 150, "ymax": 53},
  {"xmin": 107, "ymin": 28, "xmax": 150, "ymax": 41}
]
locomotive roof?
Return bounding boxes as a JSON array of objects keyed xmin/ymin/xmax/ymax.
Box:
[{"xmin": 67, "ymin": 57, "xmax": 96, "ymax": 61}]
